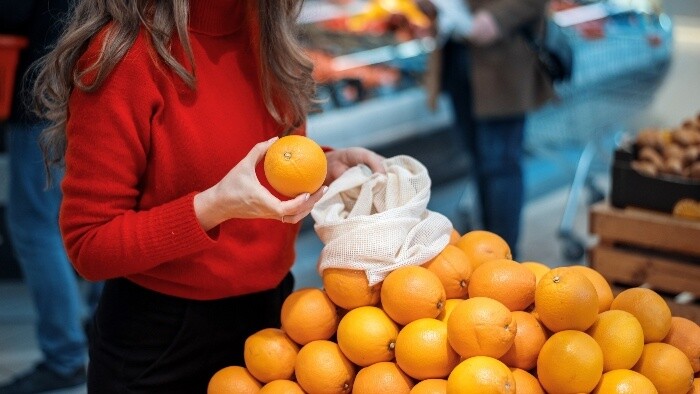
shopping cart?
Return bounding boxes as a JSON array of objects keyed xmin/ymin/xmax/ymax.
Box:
[{"xmin": 525, "ymin": 6, "xmax": 674, "ymax": 261}]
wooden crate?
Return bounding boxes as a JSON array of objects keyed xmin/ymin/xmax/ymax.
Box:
[{"xmin": 589, "ymin": 203, "xmax": 700, "ymax": 323}]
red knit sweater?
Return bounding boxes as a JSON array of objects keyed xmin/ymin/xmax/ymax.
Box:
[{"xmin": 61, "ymin": 0, "xmax": 302, "ymax": 299}]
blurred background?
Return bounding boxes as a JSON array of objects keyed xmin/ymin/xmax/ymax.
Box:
[{"xmin": 1, "ymin": 0, "xmax": 698, "ymax": 391}]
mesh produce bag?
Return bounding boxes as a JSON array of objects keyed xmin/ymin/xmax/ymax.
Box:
[{"xmin": 311, "ymin": 155, "xmax": 453, "ymax": 286}]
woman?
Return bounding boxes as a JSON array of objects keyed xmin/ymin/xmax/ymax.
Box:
[{"xmin": 32, "ymin": 0, "xmax": 384, "ymax": 392}]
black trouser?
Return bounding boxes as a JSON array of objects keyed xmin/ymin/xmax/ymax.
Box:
[
  {"xmin": 87, "ymin": 273, "xmax": 294, "ymax": 393},
  {"xmin": 441, "ymin": 39, "xmax": 475, "ymax": 154}
]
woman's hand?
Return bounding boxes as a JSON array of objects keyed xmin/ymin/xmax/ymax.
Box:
[
  {"xmin": 193, "ymin": 138, "xmax": 326, "ymax": 231},
  {"xmin": 325, "ymin": 147, "xmax": 386, "ymax": 185},
  {"xmin": 469, "ymin": 10, "xmax": 500, "ymax": 45}
]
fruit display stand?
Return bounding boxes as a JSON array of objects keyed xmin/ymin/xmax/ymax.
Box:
[
  {"xmin": 299, "ymin": 0, "xmax": 453, "ymax": 149},
  {"xmin": 589, "ymin": 202, "xmax": 700, "ymax": 323}
]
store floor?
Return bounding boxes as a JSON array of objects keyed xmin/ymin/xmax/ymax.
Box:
[{"xmin": 0, "ymin": 2, "xmax": 698, "ymax": 391}]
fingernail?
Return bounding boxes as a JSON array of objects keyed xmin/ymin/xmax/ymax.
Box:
[
  {"xmin": 304, "ymin": 193, "xmax": 310, "ymax": 201},
  {"xmin": 268, "ymin": 136, "xmax": 279, "ymax": 143},
  {"xmin": 322, "ymin": 186, "xmax": 329, "ymax": 194}
]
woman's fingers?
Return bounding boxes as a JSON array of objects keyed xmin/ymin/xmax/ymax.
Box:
[
  {"xmin": 278, "ymin": 186, "xmax": 328, "ymax": 223},
  {"xmin": 358, "ymin": 149, "xmax": 386, "ymax": 174},
  {"xmin": 246, "ymin": 136, "xmax": 279, "ymax": 167}
]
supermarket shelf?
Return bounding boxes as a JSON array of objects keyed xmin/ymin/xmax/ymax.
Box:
[
  {"xmin": 552, "ymin": 1, "xmax": 656, "ymax": 28},
  {"xmin": 298, "ymin": 1, "xmax": 368, "ymax": 25},
  {"xmin": 307, "ymin": 87, "xmax": 453, "ymax": 149},
  {"xmin": 330, "ymin": 37, "xmax": 435, "ymax": 71}
]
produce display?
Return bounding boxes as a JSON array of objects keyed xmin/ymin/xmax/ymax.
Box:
[
  {"xmin": 207, "ymin": 228, "xmax": 699, "ymax": 393},
  {"xmin": 611, "ymin": 112, "xmax": 700, "ymax": 217},
  {"xmin": 300, "ymin": 0, "xmax": 434, "ymax": 110},
  {"xmin": 632, "ymin": 114, "xmax": 700, "ymax": 181}
]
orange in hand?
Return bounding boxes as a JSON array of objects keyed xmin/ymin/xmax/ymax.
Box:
[{"xmin": 264, "ymin": 135, "xmax": 327, "ymax": 197}]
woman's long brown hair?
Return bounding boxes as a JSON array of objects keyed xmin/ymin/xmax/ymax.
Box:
[{"xmin": 32, "ymin": 0, "xmax": 315, "ymax": 168}]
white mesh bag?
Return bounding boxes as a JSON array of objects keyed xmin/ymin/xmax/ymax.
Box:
[{"xmin": 311, "ymin": 155, "xmax": 453, "ymax": 286}]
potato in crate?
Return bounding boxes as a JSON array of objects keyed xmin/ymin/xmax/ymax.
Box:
[{"xmin": 611, "ymin": 118, "xmax": 700, "ymax": 215}]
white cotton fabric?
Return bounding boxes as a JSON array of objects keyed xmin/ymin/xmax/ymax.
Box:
[{"xmin": 311, "ymin": 155, "xmax": 453, "ymax": 286}]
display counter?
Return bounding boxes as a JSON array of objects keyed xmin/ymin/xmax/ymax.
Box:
[{"xmin": 300, "ymin": 0, "xmax": 674, "ymax": 151}]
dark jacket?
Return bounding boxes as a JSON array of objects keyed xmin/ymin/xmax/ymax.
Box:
[
  {"xmin": 425, "ymin": 0, "xmax": 555, "ymax": 118},
  {"xmin": 468, "ymin": 0, "xmax": 555, "ymax": 117},
  {"xmin": 0, "ymin": 0, "xmax": 72, "ymax": 123}
]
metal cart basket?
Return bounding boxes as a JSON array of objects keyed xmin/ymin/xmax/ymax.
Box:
[{"xmin": 524, "ymin": 4, "xmax": 673, "ymax": 260}]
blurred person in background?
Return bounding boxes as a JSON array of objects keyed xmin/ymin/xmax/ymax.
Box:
[
  {"xmin": 423, "ymin": 0, "xmax": 555, "ymax": 258},
  {"xmin": 0, "ymin": 1, "xmax": 103, "ymax": 393},
  {"xmin": 29, "ymin": 0, "xmax": 384, "ymax": 392}
]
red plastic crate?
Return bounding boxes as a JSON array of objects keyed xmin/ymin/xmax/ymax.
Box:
[{"xmin": 0, "ymin": 35, "xmax": 29, "ymax": 121}]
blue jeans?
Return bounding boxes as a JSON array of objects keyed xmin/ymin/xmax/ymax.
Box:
[
  {"xmin": 470, "ymin": 117, "xmax": 525, "ymax": 256},
  {"xmin": 441, "ymin": 40, "xmax": 525, "ymax": 256},
  {"xmin": 5, "ymin": 123, "xmax": 98, "ymax": 375}
]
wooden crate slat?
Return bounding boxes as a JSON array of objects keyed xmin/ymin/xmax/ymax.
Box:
[
  {"xmin": 591, "ymin": 245, "xmax": 700, "ymax": 296},
  {"xmin": 666, "ymin": 301, "xmax": 700, "ymax": 325},
  {"xmin": 590, "ymin": 203, "xmax": 700, "ymax": 257}
]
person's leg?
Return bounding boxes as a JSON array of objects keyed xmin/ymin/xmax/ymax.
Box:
[
  {"xmin": 471, "ymin": 116, "xmax": 526, "ymax": 257},
  {"xmin": 4, "ymin": 124, "xmax": 87, "ymax": 377},
  {"xmin": 441, "ymin": 39, "xmax": 475, "ymax": 153},
  {"xmin": 441, "ymin": 40, "xmax": 482, "ymax": 231}
]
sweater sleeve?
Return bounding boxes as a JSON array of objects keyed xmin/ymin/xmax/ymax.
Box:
[{"xmin": 61, "ymin": 33, "xmax": 216, "ymax": 281}]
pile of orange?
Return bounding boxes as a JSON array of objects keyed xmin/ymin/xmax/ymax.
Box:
[{"xmin": 208, "ymin": 229, "xmax": 700, "ymax": 394}]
